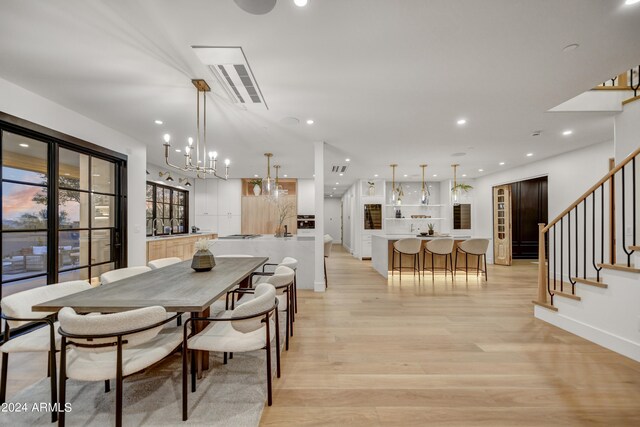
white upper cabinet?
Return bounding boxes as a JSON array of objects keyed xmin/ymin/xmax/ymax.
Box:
[
  {"xmin": 194, "ymin": 178, "xmax": 218, "ymax": 216},
  {"xmin": 297, "ymin": 179, "xmax": 315, "ymax": 215},
  {"xmin": 217, "ymin": 179, "xmax": 242, "ymax": 216}
]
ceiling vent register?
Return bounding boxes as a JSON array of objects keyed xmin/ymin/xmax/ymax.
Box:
[{"xmin": 331, "ymin": 165, "xmax": 348, "ymax": 173}]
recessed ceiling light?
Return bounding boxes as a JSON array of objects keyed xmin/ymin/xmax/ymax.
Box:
[
  {"xmin": 294, "ymin": 0, "xmax": 308, "ymax": 7},
  {"xmin": 345, "ymin": 158, "xmax": 350, "ymax": 162},
  {"xmin": 329, "ymin": 194, "xmax": 333, "ymax": 197},
  {"xmin": 499, "ymin": 162, "xmax": 505, "ymax": 166},
  {"xmin": 254, "ymin": 174, "xmax": 259, "ymax": 178},
  {"xmin": 457, "ymin": 119, "xmax": 467, "ymax": 125},
  {"xmin": 478, "ymin": 169, "xmax": 484, "ymax": 172},
  {"xmin": 93, "ymin": 174, "xmax": 101, "ymax": 177},
  {"xmin": 526, "ymin": 153, "xmax": 534, "ymax": 157},
  {"xmin": 333, "ymin": 187, "xmax": 336, "ymax": 190},
  {"xmin": 19, "ymin": 143, "xmax": 29, "ymax": 148},
  {"xmin": 462, "ymin": 174, "xmax": 467, "ymax": 177},
  {"xmin": 336, "ymin": 182, "xmax": 339, "ymax": 185},
  {"xmin": 562, "ymin": 43, "xmax": 580, "ymax": 52},
  {"xmin": 154, "ymin": 120, "xmax": 163, "ymax": 125},
  {"xmin": 175, "ymin": 149, "xmax": 181, "ymax": 153},
  {"xmin": 404, "ymin": 174, "xmax": 408, "ymax": 177},
  {"xmin": 283, "ymin": 174, "xmax": 288, "ymax": 178},
  {"xmin": 374, "ymin": 174, "xmax": 379, "ymax": 177},
  {"xmin": 451, "ymin": 152, "xmax": 466, "ymax": 157},
  {"xmin": 339, "ymin": 173, "xmax": 343, "ymax": 176},
  {"xmin": 306, "ymin": 119, "xmax": 314, "ymax": 125},
  {"xmin": 562, "ymin": 130, "xmax": 573, "ymax": 136},
  {"xmin": 432, "ymin": 174, "xmax": 437, "ymax": 177}
]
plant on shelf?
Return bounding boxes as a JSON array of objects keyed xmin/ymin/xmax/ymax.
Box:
[
  {"xmin": 249, "ymin": 178, "xmax": 263, "ymax": 196},
  {"xmin": 451, "ymin": 183, "xmax": 473, "ymax": 193},
  {"xmin": 427, "ymin": 223, "xmax": 435, "ymax": 236}
]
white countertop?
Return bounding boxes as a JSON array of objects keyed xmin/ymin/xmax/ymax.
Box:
[
  {"xmin": 146, "ymin": 233, "xmax": 214, "ymax": 242},
  {"xmin": 372, "ymin": 234, "xmax": 491, "ymax": 241},
  {"xmin": 215, "ymin": 234, "xmax": 314, "ymax": 242}
]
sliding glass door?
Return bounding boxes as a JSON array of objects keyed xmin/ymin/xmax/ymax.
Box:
[{"xmin": 1, "ymin": 117, "xmax": 127, "ymax": 303}]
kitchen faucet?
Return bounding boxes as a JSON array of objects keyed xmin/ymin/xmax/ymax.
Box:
[
  {"xmin": 152, "ymin": 218, "xmax": 164, "ymax": 237},
  {"xmin": 410, "ymin": 223, "xmax": 415, "ymax": 233},
  {"xmin": 170, "ymin": 218, "xmax": 180, "ymax": 235}
]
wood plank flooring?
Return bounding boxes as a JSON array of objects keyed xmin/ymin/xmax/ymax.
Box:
[
  {"xmin": 260, "ymin": 246, "xmax": 640, "ymax": 426},
  {"xmin": 4, "ymin": 245, "xmax": 640, "ymax": 425}
]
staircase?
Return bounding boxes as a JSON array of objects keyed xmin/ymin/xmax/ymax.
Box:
[{"xmin": 533, "ymin": 146, "xmax": 640, "ymax": 362}]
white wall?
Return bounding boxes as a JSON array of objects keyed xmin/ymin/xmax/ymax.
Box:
[
  {"xmin": 474, "ymin": 140, "xmax": 614, "ymax": 263},
  {"xmin": 0, "ymin": 76, "xmax": 148, "ymax": 266},
  {"xmin": 324, "ymin": 198, "xmax": 342, "ymax": 243},
  {"xmin": 614, "ymin": 99, "xmax": 640, "ymax": 161},
  {"xmin": 341, "ymin": 186, "xmax": 354, "ymax": 252},
  {"xmin": 297, "ymin": 179, "xmax": 315, "ymax": 215}
]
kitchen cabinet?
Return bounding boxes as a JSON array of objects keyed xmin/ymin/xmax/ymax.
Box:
[
  {"xmin": 194, "ymin": 178, "xmax": 218, "ymax": 216},
  {"xmin": 361, "ymin": 234, "xmax": 372, "ymax": 259},
  {"xmin": 218, "ymin": 214, "xmax": 241, "ymax": 236},
  {"xmin": 194, "ymin": 214, "xmax": 217, "ymax": 233},
  {"xmin": 146, "ymin": 234, "xmax": 216, "ymax": 262},
  {"xmin": 217, "ymin": 179, "xmax": 242, "ymax": 216}
]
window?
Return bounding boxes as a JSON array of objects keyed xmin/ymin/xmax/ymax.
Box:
[
  {"xmin": 1, "ymin": 114, "xmax": 127, "ymax": 312},
  {"xmin": 146, "ymin": 182, "xmax": 188, "ymax": 236}
]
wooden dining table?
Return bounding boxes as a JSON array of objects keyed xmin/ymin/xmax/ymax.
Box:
[{"xmin": 33, "ymin": 256, "xmax": 268, "ymax": 377}]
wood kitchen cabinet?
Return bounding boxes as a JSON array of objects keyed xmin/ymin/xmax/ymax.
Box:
[{"xmin": 146, "ymin": 234, "xmax": 216, "ymax": 263}]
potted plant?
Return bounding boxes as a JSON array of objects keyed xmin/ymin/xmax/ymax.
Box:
[
  {"xmin": 249, "ymin": 178, "xmax": 262, "ymax": 196},
  {"xmin": 191, "ymin": 239, "xmax": 215, "ymax": 271},
  {"xmin": 273, "ymin": 198, "xmax": 296, "ymax": 237},
  {"xmin": 427, "ymin": 223, "xmax": 435, "ymax": 236},
  {"xmin": 451, "ymin": 183, "xmax": 473, "ymax": 193}
]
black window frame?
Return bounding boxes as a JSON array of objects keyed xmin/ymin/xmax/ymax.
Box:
[{"xmin": 146, "ymin": 181, "xmax": 189, "ymax": 236}]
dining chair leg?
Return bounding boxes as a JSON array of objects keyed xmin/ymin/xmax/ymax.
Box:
[
  {"xmin": 477, "ymin": 255, "xmax": 480, "ymax": 277},
  {"xmin": 223, "ymin": 352, "xmax": 227, "ymax": 365},
  {"xmin": 324, "ymin": 257, "xmax": 328, "ymax": 288},
  {"xmin": 190, "ymin": 348, "xmax": 196, "ymax": 393},
  {"xmin": 182, "ymin": 346, "xmax": 188, "ymax": 421},
  {"xmin": 399, "ymin": 252, "xmax": 402, "ymax": 282},
  {"xmin": 449, "ymin": 254, "xmax": 454, "ymax": 277},
  {"xmin": 58, "ymin": 338, "xmax": 67, "ymax": 427},
  {"xmin": 116, "ymin": 338, "xmax": 123, "ymax": 427},
  {"xmin": 48, "ymin": 328, "xmax": 58, "ymax": 423},
  {"xmin": 285, "ymin": 306, "xmax": 290, "ymax": 351},
  {"xmin": 454, "ymin": 250, "xmax": 458, "ymax": 277},
  {"xmin": 484, "ymin": 254, "xmax": 488, "ymax": 281},
  {"xmin": 47, "ymin": 351, "xmax": 51, "ymax": 377},
  {"xmin": 105, "ymin": 380, "xmax": 110, "ymax": 393},
  {"xmin": 229, "ymin": 352, "xmax": 233, "ymax": 359},
  {"xmin": 431, "ymin": 253, "xmax": 435, "ymax": 281},
  {"xmin": 275, "ymin": 309, "xmax": 281, "ymax": 378},
  {"xmin": 465, "ymin": 253, "xmax": 468, "ymax": 281},
  {"xmin": 293, "ymin": 272, "xmax": 298, "ymax": 315},
  {"xmin": 391, "ymin": 249, "xmax": 395, "ymax": 278},
  {"xmin": 265, "ymin": 317, "xmax": 273, "ymax": 407},
  {"xmin": 0, "ymin": 353, "xmax": 7, "ymax": 404},
  {"xmin": 444, "ymin": 254, "xmax": 448, "ymax": 279}
]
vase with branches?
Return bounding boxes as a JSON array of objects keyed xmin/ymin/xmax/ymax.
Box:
[{"xmin": 273, "ymin": 197, "xmax": 296, "ymax": 237}]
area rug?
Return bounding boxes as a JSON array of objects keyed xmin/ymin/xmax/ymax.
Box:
[{"xmin": 5, "ymin": 332, "xmax": 283, "ymax": 426}]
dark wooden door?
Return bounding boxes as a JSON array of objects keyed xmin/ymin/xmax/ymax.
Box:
[{"xmin": 511, "ymin": 177, "xmax": 548, "ymax": 259}]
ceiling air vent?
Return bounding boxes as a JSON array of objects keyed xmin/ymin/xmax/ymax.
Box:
[
  {"xmin": 331, "ymin": 165, "xmax": 348, "ymax": 173},
  {"xmin": 192, "ymin": 46, "xmax": 268, "ymax": 109}
]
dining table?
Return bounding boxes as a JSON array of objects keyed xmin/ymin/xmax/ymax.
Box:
[{"xmin": 33, "ymin": 256, "xmax": 268, "ymax": 378}]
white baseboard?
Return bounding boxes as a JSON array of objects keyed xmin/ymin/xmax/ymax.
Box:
[{"xmin": 535, "ymin": 306, "xmax": 640, "ymax": 362}]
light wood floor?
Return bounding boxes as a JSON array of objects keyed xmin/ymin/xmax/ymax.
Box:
[
  {"xmin": 4, "ymin": 246, "xmax": 640, "ymax": 426},
  {"xmin": 260, "ymin": 246, "xmax": 640, "ymax": 426}
]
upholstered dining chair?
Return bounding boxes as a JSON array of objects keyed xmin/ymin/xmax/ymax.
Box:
[
  {"xmin": 392, "ymin": 238, "xmax": 422, "ymax": 281},
  {"xmin": 455, "ymin": 238, "xmax": 490, "ymax": 280},
  {"xmin": 0, "ymin": 280, "xmax": 92, "ymax": 423},
  {"xmin": 57, "ymin": 306, "xmax": 182, "ymax": 427},
  {"xmin": 99, "ymin": 266, "xmax": 151, "ymax": 285},
  {"xmin": 148, "ymin": 257, "xmax": 182, "ymax": 269},
  {"xmin": 260, "ymin": 256, "xmax": 299, "ymax": 315},
  {"xmin": 182, "ymin": 283, "xmax": 280, "ymax": 421},
  {"xmin": 423, "ymin": 238, "xmax": 454, "ymax": 280},
  {"xmin": 233, "ymin": 265, "xmax": 295, "ymax": 351},
  {"xmin": 323, "ymin": 234, "xmax": 333, "ymax": 288}
]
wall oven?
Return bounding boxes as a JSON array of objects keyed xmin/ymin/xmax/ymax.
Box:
[{"xmin": 297, "ymin": 215, "xmax": 315, "ymax": 236}]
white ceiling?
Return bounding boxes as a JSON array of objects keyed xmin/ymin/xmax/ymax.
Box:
[{"xmin": 1, "ymin": 0, "xmax": 639, "ymax": 197}]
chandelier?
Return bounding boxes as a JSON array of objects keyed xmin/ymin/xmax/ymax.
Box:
[{"xmin": 163, "ymin": 79, "xmax": 230, "ymax": 179}]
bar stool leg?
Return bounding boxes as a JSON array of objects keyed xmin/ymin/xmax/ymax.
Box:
[
  {"xmin": 484, "ymin": 254, "xmax": 488, "ymax": 281},
  {"xmin": 465, "ymin": 253, "xmax": 468, "ymax": 281}
]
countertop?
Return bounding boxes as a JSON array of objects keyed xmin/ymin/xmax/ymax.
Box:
[
  {"xmin": 372, "ymin": 234, "xmax": 491, "ymax": 241},
  {"xmin": 216, "ymin": 234, "xmax": 314, "ymax": 241},
  {"xmin": 146, "ymin": 233, "xmax": 214, "ymax": 242}
]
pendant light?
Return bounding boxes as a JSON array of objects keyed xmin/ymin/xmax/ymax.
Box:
[
  {"xmin": 452, "ymin": 164, "xmax": 460, "ymax": 205},
  {"xmin": 262, "ymin": 153, "xmax": 275, "ymax": 196},
  {"xmin": 419, "ymin": 164, "xmax": 430, "ymax": 205},
  {"xmin": 390, "ymin": 164, "xmax": 398, "ymax": 205},
  {"xmin": 272, "ymin": 164, "xmax": 282, "ymax": 200}
]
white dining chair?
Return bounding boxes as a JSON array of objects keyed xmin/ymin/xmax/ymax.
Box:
[
  {"xmin": 423, "ymin": 238, "xmax": 455, "ymax": 280},
  {"xmin": 392, "ymin": 238, "xmax": 422, "ymax": 281},
  {"xmin": 57, "ymin": 306, "xmax": 182, "ymax": 427},
  {"xmin": 148, "ymin": 257, "xmax": 182, "ymax": 269},
  {"xmin": 182, "ymin": 283, "xmax": 279, "ymax": 421},
  {"xmin": 257, "ymin": 256, "xmax": 299, "ymax": 315},
  {"xmin": 0, "ymin": 280, "xmax": 92, "ymax": 423},
  {"xmin": 99, "ymin": 266, "xmax": 151, "ymax": 285}
]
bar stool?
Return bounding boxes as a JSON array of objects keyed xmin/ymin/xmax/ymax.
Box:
[
  {"xmin": 324, "ymin": 234, "xmax": 333, "ymax": 288},
  {"xmin": 455, "ymin": 238, "xmax": 490, "ymax": 280},
  {"xmin": 391, "ymin": 238, "xmax": 422, "ymax": 281},
  {"xmin": 422, "ymin": 238, "xmax": 454, "ymax": 280}
]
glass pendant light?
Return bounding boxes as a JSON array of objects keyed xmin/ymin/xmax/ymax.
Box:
[
  {"xmin": 272, "ymin": 164, "xmax": 282, "ymax": 200},
  {"xmin": 261, "ymin": 153, "xmax": 275, "ymax": 196},
  {"xmin": 390, "ymin": 164, "xmax": 398, "ymax": 205},
  {"xmin": 451, "ymin": 164, "xmax": 460, "ymax": 205},
  {"xmin": 419, "ymin": 164, "xmax": 430, "ymax": 205}
]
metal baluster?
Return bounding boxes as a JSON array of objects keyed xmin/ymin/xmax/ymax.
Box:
[
  {"xmin": 633, "ymin": 157, "xmax": 637, "ymax": 249},
  {"xmin": 553, "ymin": 224, "xmax": 557, "ymax": 291},
  {"xmin": 583, "ymin": 200, "xmax": 587, "ymax": 279},
  {"xmin": 621, "ymin": 164, "xmax": 631, "ymax": 267},
  {"xmin": 560, "ymin": 218, "xmax": 564, "ymax": 292},
  {"xmin": 568, "ymin": 210, "xmax": 571, "ymax": 290}
]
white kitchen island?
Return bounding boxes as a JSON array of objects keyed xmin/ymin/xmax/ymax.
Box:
[
  {"xmin": 210, "ymin": 235, "xmax": 316, "ymax": 289},
  {"xmin": 372, "ymin": 234, "xmax": 490, "ymax": 278}
]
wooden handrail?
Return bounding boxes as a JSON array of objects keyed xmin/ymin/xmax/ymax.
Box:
[{"xmin": 542, "ymin": 145, "xmax": 640, "ymax": 233}]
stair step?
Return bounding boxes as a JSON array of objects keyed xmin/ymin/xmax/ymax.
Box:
[
  {"xmin": 597, "ymin": 263, "xmax": 640, "ymax": 274},
  {"xmin": 532, "ymin": 300, "xmax": 558, "ymax": 312},
  {"xmin": 551, "ymin": 290, "xmax": 581, "ymax": 301},
  {"xmin": 573, "ymin": 277, "xmax": 608, "ymax": 289}
]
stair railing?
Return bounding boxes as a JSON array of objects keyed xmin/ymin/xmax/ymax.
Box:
[{"xmin": 536, "ymin": 146, "xmax": 639, "ymax": 308}]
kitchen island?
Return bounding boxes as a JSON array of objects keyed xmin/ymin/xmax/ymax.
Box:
[
  {"xmin": 211, "ymin": 234, "xmax": 316, "ymax": 289},
  {"xmin": 372, "ymin": 234, "xmax": 491, "ymax": 278},
  {"xmin": 146, "ymin": 233, "xmax": 217, "ymax": 262}
]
